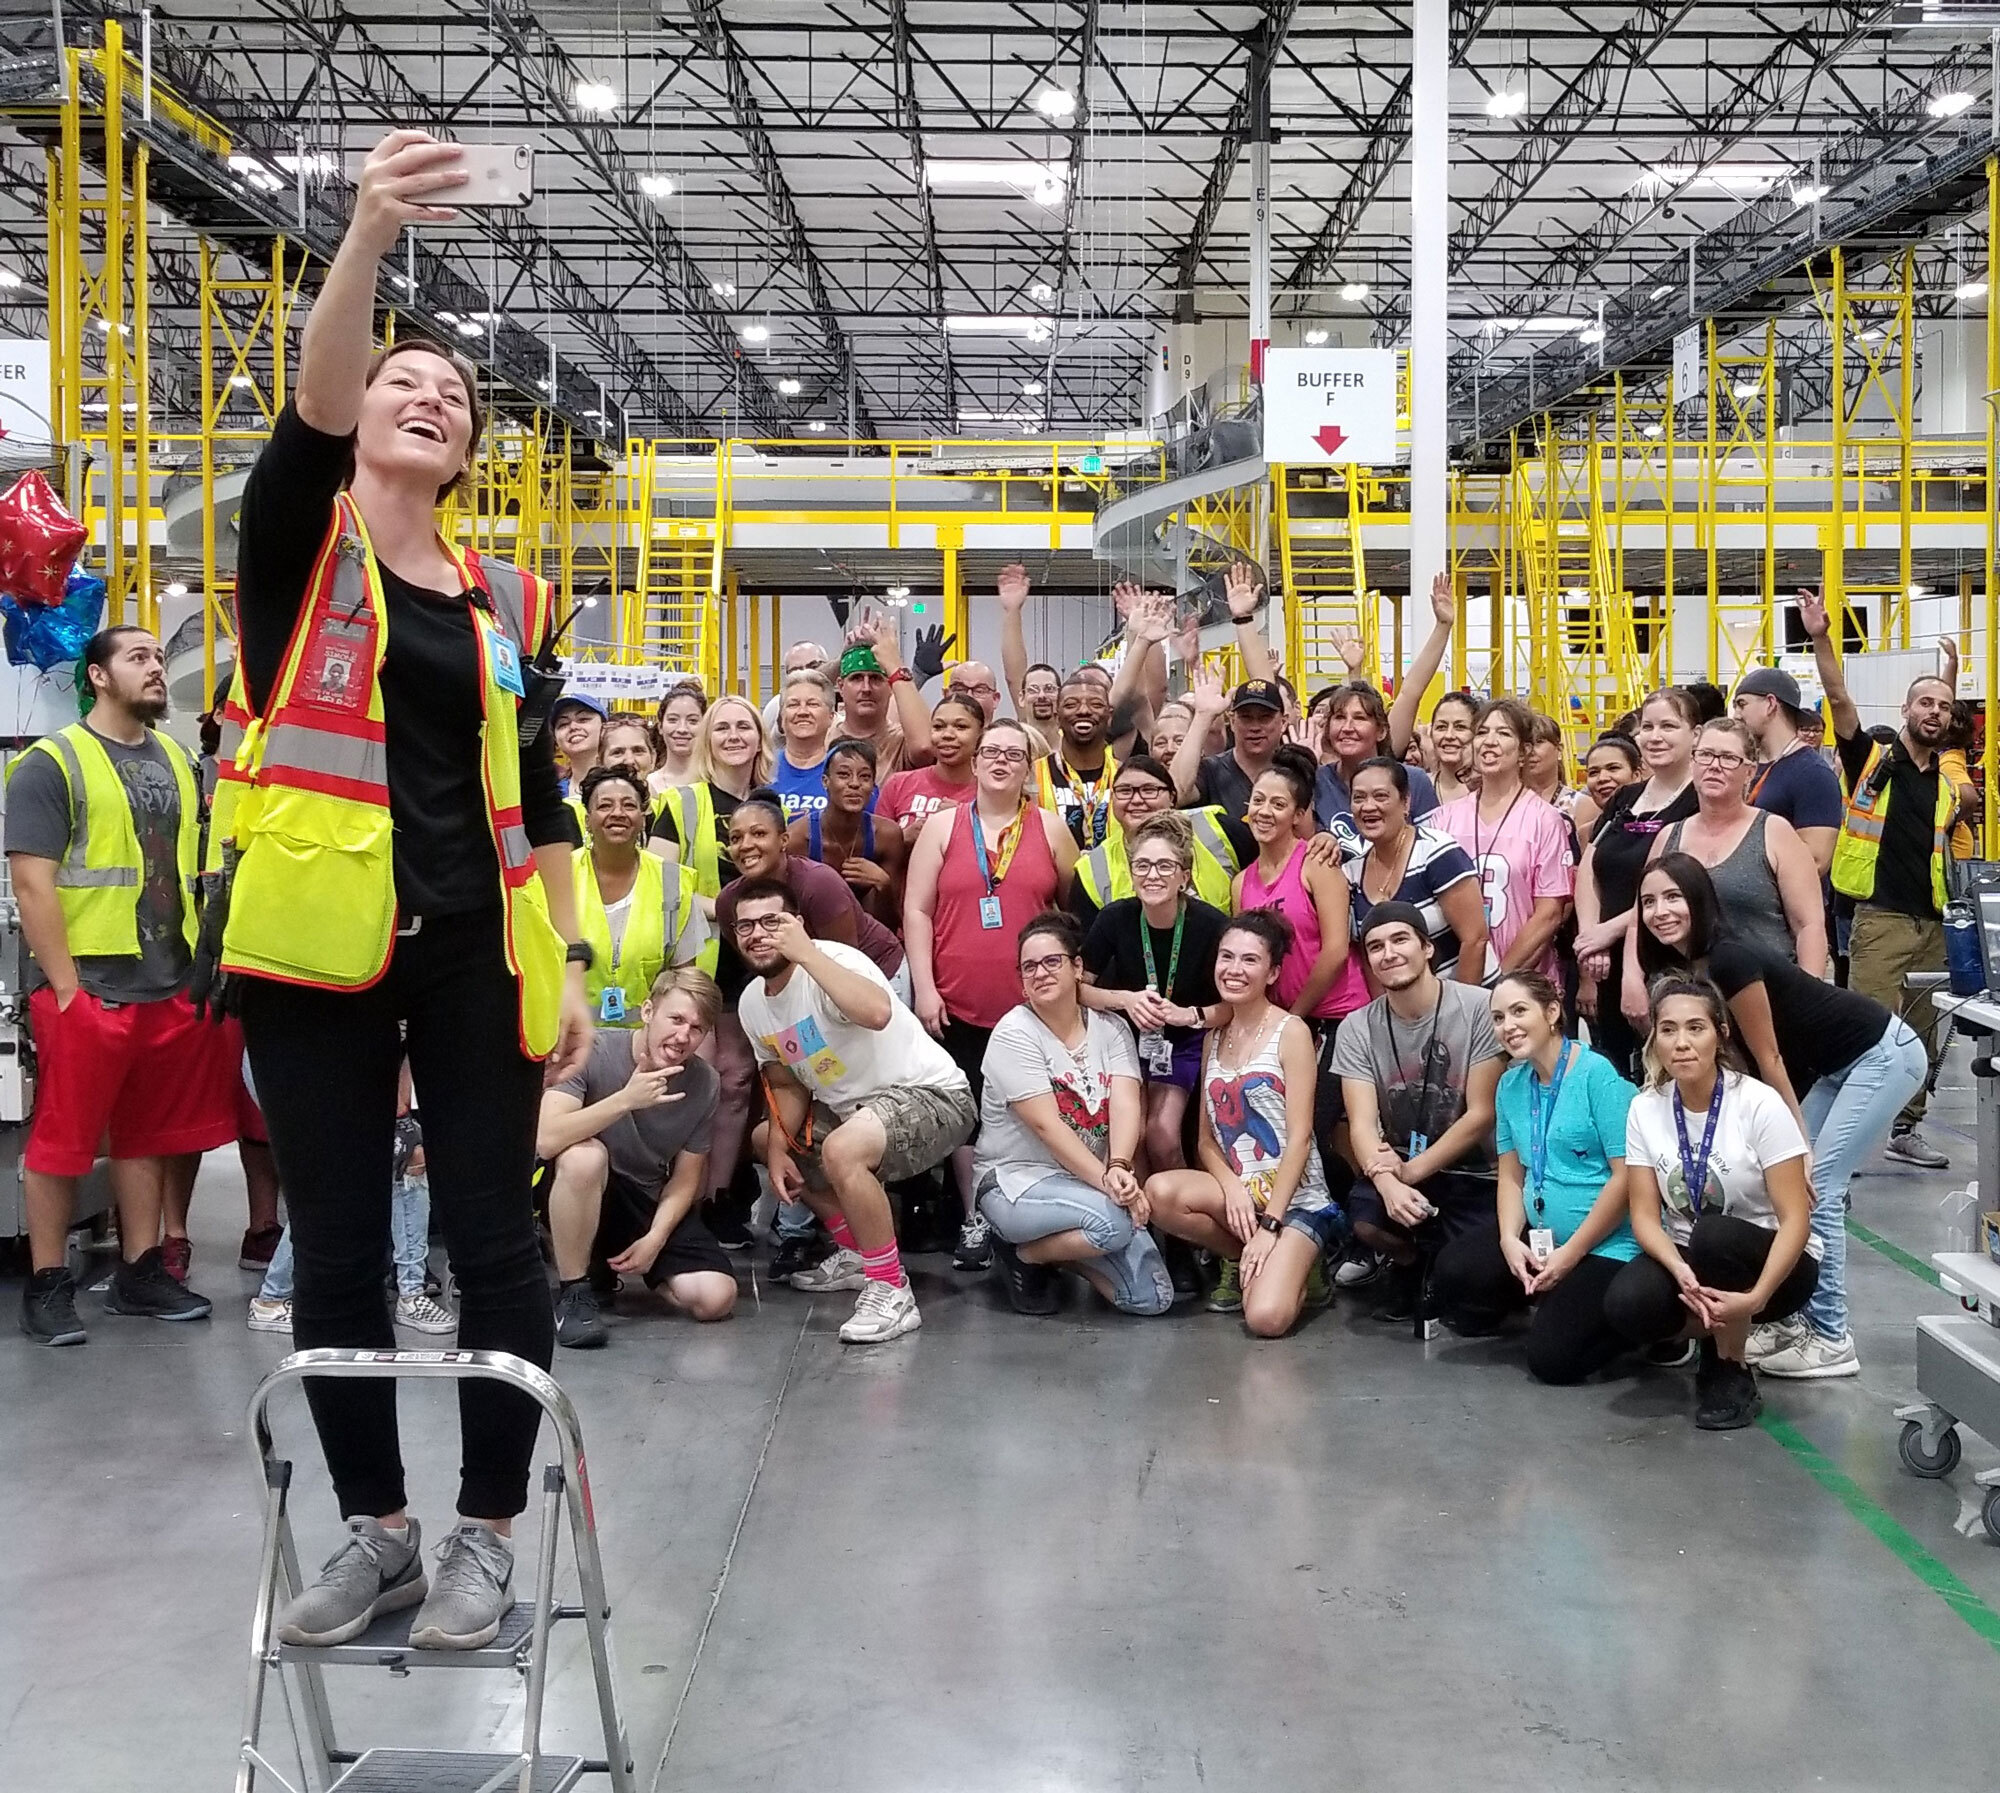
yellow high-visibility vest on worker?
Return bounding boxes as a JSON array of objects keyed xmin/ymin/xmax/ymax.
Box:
[
  {"xmin": 6, "ymin": 722, "xmax": 202, "ymax": 955},
  {"xmin": 1830, "ymin": 735, "xmax": 1953, "ymax": 912},
  {"xmin": 217, "ymin": 493, "xmax": 568, "ymax": 1058},
  {"xmin": 572, "ymin": 844, "xmax": 714, "ymax": 1018},
  {"xmin": 1075, "ymin": 808, "xmax": 1241, "ymax": 912}
]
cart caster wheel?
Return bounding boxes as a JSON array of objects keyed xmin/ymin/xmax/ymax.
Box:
[
  {"xmin": 1899, "ymin": 1419, "xmax": 1961, "ymax": 1478},
  {"xmin": 1984, "ymin": 1488, "xmax": 2000, "ymax": 1545}
]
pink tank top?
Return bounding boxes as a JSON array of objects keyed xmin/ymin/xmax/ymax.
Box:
[
  {"xmin": 1238, "ymin": 841, "xmax": 1368, "ymax": 1019},
  {"xmin": 933, "ymin": 803, "xmax": 1061, "ymax": 1028}
]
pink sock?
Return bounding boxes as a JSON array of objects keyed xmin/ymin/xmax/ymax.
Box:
[
  {"xmin": 826, "ymin": 1215, "xmax": 857, "ymax": 1252},
  {"xmin": 860, "ymin": 1241, "xmax": 906, "ymax": 1288}
]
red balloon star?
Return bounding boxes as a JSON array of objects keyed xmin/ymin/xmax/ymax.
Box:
[{"xmin": 0, "ymin": 470, "xmax": 87, "ymax": 605}]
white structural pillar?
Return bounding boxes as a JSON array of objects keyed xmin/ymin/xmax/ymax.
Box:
[
  {"xmin": 1408, "ymin": 0, "xmax": 1448, "ymax": 601},
  {"xmin": 1247, "ymin": 43, "xmax": 1272, "ymax": 384}
]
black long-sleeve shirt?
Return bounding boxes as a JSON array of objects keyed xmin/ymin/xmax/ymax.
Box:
[{"xmin": 236, "ymin": 405, "xmax": 575, "ymax": 916}]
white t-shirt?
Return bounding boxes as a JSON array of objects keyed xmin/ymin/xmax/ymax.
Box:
[
  {"xmin": 975, "ymin": 1005, "xmax": 1141, "ymax": 1201},
  {"xmin": 738, "ymin": 940, "xmax": 965, "ymax": 1119},
  {"xmin": 1624, "ymin": 1072, "xmax": 1818, "ymax": 1257}
]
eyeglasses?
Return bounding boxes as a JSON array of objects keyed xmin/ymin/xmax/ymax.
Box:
[
  {"xmin": 1693, "ymin": 748, "xmax": 1748, "ymax": 769},
  {"xmin": 1115, "ymin": 781, "xmax": 1171, "ymax": 802},
  {"xmin": 1019, "ymin": 953, "xmax": 1073, "ymax": 977},
  {"xmin": 1129, "ymin": 858, "xmax": 1185, "ymax": 880},
  {"xmin": 952, "ymin": 681, "xmax": 998, "ymax": 698},
  {"xmin": 732, "ymin": 913, "xmax": 788, "ymax": 937},
  {"xmin": 978, "ymin": 746, "xmax": 1030, "ymax": 766}
]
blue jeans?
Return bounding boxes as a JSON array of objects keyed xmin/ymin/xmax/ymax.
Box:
[
  {"xmin": 979, "ymin": 1171, "xmax": 1174, "ymax": 1315},
  {"xmin": 1799, "ymin": 1020, "xmax": 1927, "ymax": 1340},
  {"xmin": 259, "ymin": 1175, "xmax": 432, "ymax": 1302}
]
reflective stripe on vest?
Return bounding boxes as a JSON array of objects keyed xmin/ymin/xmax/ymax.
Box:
[
  {"xmin": 1080, "ymin": 811, "xmax": 1239, "ymax": 910},
  {"xmin": 673, "ymin": 781, "xmax": 722, "ymax": 897},
  {"xmin": 44, "ymin": 729, "xmax": 138, "ymax": 891}
]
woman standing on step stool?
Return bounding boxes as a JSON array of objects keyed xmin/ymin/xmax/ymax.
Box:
[{"xmin": 196, "ymin": 129, "xmax": 593, "ymax": 1653}]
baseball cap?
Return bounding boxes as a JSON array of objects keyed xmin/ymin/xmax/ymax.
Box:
[
  {"xmin": 552, "ymin": 691, "xmax": 609, "ymax": 721},
  {"xmin": 1733, "ymin": 666, "xmax": 1803, "ymax": 713},
  {"xmin": 1231, "ymin": 678, "xmax": 1284, "ymax": 713}
]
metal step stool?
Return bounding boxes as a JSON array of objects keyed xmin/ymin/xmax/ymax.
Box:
[{"xmin": 236, "ymin": 1347, "xmax": 635, "ymax": 1793}]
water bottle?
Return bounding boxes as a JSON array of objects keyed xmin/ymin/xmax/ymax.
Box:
[{"xmin": 1945, "ymin": 899, "xmax": 1984, "ymax": 996}]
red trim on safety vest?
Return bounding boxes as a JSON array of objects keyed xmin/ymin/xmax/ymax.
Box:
[{"xmin": 254, "ymin": 765, "xmax": 392, "ymax": 807}]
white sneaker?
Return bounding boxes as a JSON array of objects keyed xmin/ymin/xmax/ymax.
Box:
[
  {"xmin": 247, "ymin": 1297, "xmax": 293, "ymax": 1335},
  {"xmin": 395, "ymin": 1292, "xmax": 457, "ymax": 1336},
  {"xmin": 1757, "ymin": 1328, "xmax": 1861, "ymax": 1380},
  {"xmin": 790, "ymin": 1246, "xmax": 866, "ymax": 1292},
  {"xmin": 838, "ymin": 1278, "xmax": 921, "ymax": 1344},
  {"xmin": 1745, "ymin": 1317, "xmax": 1806, "ymax": 1365},
  {"xmin": 1334, "ymin": 1250, "xmax": 1382, "ymax": 1289}
]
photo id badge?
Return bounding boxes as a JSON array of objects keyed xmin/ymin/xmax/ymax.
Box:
[
  {"xmin": 979, "ymin": 895, "xmax": 1004, "ymax": 930},
  {"xmin": 1406, "ymin": 1131, "xmax": 1429, "ymax": 1158},
  {"xmin": 598, "ymin": 985, "xmax": 627, "ymax": 1024},
  {"xmin": 1138, "ymin": 1029, "xmax": 1173, "ymax": 1077},
  {"xmin": 487, "ymin": 628, "xmax": 527, "ymax": 698},
  {"xmin": 1528, "ymin": 1227, "xmax": 1556, "ymax": 1262}
]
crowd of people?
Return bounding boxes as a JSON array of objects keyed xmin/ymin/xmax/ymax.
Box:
[{"xmin": 3, "ymin": 129, "xmax": 1978, "ymax": 1661}]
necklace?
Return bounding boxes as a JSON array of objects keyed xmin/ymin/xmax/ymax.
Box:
[
  {"xmin": 1219, "ymin": 1006, "xmax": 1279, "ymax": 1069},
  {"xmin": 1473, "ymin": 784, "xmax": 1525, "ymax": 865},
  {"xmin": 1365, "ymin": 825, "xmax": 1416, "ymax": 903}
]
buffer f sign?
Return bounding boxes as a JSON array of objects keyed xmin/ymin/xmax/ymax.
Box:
[{"xmin": 1263, "ymin": 347, "xmax": 1398, "ymax": 465}]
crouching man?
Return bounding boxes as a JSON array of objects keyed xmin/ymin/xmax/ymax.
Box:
[{"xmin": 538, "ymin": 967, "xmax": 738, "ymax": 1348}]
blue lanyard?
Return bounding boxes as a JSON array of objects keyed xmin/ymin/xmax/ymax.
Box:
[
  {"xmin": 1526, "ymin": 1041, "xmax": 1573, "ymax": 1218},
  {"xmin": 1672, "ymin": 1074, "xmax": 1725, "ymax": 1214},
  {"xmin": 968, "ymin": 805, "xmax": 1002, "ymax": 898}
]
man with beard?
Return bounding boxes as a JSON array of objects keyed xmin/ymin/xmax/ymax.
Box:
[
  {"xmin": 7, "ymin": 626, "xmax": 238, "ymax": 1343},
  {"xmin": 1034, "ymin": 671, "xmax": 1120, "ymax": 847},
  {"xmin": 1800, "ymin": 588, "xmax": 1973, "ymax": 1169},
  {"xmin": 735, "ymin": 880, "xmax": 975, "ymax": 1342}
]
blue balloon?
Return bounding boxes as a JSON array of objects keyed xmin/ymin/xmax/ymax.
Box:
[{"xmin": 1, "ymin": 566, "xmax": 106, "ymax": 672}]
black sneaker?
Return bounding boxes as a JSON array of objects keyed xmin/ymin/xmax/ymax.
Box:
[
  {"xmin": 990, "ymin": 1232, "xmax": 1059, "ymax": 1315},
  {"xmin": 1644, "ymin": 1337, "xmax": 1699, "ymax": 1370},
  {"xmin": 1158, "ymin": 1233, "xmax": 1204, "ymax": 1301},
  {"xmin": 1370, "ymin": 1261, "xmax": 1422, "ymax": 1323},
  {"xmin": 587, "ymin": 1259, "xmax": 620, "ymax": 1300},
  {"xmin": 554, "ymin": 1280, "xmax": 608, "ymax": 1349},
  {"xmin": 770, "ymin": 1232, "xmax": 832, "ymax": 1284},
  {"xmin": 1696, "ymin": 1353, "xmax": 1762, "ymax": 1431},
  {"xmin": 20, "ymin": 1267, "xmax": 87, "ymax": 1346},
  {"xmin": 104, "ymin": 1248, "xmax": 213, "ymax": 1321},
  {"xmin": 703, "ymin": 1201, "xmax": 755, "ymax": 1253},
  {"xmin": 952, "ymin": 1215, "xmax": 993, "ymax": 1271}
]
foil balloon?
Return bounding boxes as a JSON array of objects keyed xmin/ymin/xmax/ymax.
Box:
[
  {"xmin": 0, "ymin": 565, "xmax": 106, "ymax": 675},
  {"xmin": 0, "ymin": 470, "xmax": 87, "ymax": 604}
]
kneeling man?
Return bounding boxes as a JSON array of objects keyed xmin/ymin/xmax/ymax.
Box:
[{"xmin": 539, "ymin": 967, "xmax": 738, "ymax": 1347}]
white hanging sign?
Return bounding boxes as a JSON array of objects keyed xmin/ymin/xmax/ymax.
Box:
[
  {"xmin": 1261, "ymin": 347, "xmax": 1399, "ymax": 464},
  {"xmin": 1673, "ymin": 326, "xmax": 1702, "ymax": 409}
]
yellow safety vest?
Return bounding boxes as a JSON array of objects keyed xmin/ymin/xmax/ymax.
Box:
[
  {"xmin": 204, "ymin": 674, "xmax": 254, "ymax": 875},
  {"xmin": 219, "ymin": 493, "xmax": 568, "ymax": 1058},
  {"xmin": 8, "ymin": 721, "xmax": 201, "ymax": 957},
  {"xmin": 573, "ymin": 846, "xmax": 713, "ymax": 1019},
  {"xmin": 1830, "ymin": 736, "xmax": 1953, "ymax": 912},
  {"xmin": 1034, "ymin": 746, "xmax": 1118, "ymax": 845},
  {"xmin": 1076, "ymin": 807, "xmax": 1240, "ymax": 912},
  {"xmin": 669, "ymin": 781, "xmax": 724, "ymax": 898}
]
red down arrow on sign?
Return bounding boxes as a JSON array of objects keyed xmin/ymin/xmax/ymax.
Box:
[{"xmin": 1313, "ymin": 424, "xmax": 1347, "ymax": 454}]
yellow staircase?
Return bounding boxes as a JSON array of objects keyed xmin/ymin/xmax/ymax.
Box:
[
  {"xmin": 622, "ymin": 439, "xmax": 720, "ymax": 695},
  {"xmin": 1276, "ymin": 463, "xmax": 1379, "ymax": 691}
]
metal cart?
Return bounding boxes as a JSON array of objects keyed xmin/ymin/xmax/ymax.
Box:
[{"xmin": 1895, "ymin": 1252, "xmax": 2000, "ymax": 1543}]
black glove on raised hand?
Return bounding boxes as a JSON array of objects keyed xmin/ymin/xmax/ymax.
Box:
[
  {"xmin": 912, "ymin": 625, "xmax": 956, "ymax": 685},
  {"xmin": 187, "ymin": 843, "xmax": 241, "ymax": 1024}
]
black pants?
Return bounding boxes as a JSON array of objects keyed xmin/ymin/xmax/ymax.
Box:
[
  {"xmin": 240, "ymin": 908, "xmax": 553, "ymax": 1519},
  {"xmin": 1602, "ymin": 1213, "xmax": 1819, "ymax": 1346},
  {"xmin": 1430, "ymin": 1224, "xmax": 1629, "ymax": 1384},
  {"xmin": 1589, "ymin": 980, "xmax": 1642, "ymax": 1082}
]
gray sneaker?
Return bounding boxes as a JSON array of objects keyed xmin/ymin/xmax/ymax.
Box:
[
  {"xmin": 408, "ymin": 1523, "xmax": 515, "ymax": 1650},
  {"xmin": 1885, "ymin": 1128, "xmax": 1949, "ymax": 1170},
  {"xmin": 276, "ymin": 1516, "xmax": 426, "ymax": 1647}
]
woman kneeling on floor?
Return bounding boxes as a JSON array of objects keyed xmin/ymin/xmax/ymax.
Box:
[
  {"xmin": 976, "ymin": 914, "xmax": 1173, "ymax": 1316},
  {"xmin": 1145, "ymin": 911, "xmax": 1341, "ymax": 1335},
  {"xmin": 1430, "ymin": 972, "xmax": 1640, "ymax": 1382},
  {"xmin": 1604, "ymin": 975, "xmax": 1819, "ymax": 1430}
]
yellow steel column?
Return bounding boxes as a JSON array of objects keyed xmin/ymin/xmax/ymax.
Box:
[
  {"xmin": 748, "ymin": 590, "xmax": 762, "ymax": 706},
  {"xmin": 725, "ymin": 567, "xmax": 740, "ymax": 698},
  {"xmin": 104, "ymin": 25, "xmax": 127, "ymax": 623},
  {"xmin": 941, "ymin": 523, "xmax": 966, "ymax": 658},
  {"xmin": 772, "ymin": 594, "xmax": 784, "ymax": 692},
  {"xmin": 1986, "ymin": 157, "xmax": 1999, "ymax": 851},
  {"xmin": 1488, "ymin": 571, "xmax": 1504, "ymax": 694}
]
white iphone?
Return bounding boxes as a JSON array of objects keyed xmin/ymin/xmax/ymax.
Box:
[{"xmin": 450, "ymin": 143, "xmax": 534, "ymax": 208}]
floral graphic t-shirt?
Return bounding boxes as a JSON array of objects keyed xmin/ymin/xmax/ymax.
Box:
[{"xmin": 975, "ymin": 1006, "xmax": 1141, "ymax": 1202}]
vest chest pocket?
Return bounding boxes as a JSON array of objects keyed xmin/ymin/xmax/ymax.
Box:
[{"xmin": 224, "ymin": 787, "xmax": 397, "ymax": 986}]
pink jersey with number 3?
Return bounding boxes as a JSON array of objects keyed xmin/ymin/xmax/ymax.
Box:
[{"xmin": 1431, "ymin": 791, "xmax": 1575, "ymax": 981}]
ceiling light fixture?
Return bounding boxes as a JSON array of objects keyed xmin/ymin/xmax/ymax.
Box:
[
  {"xmin": 711, "ymin": 281, "xmax": 736, "ymax": 299},
  {"xmin": 1579, "ymin": 324, "xmax": 1605, "ymax": 344},
  {"xmin": 0, "ymin": 269, "xmax": 23, "ymax": 289},
  {"xmin": 1928, "ymin": 91, "xmax": 1976, "ymax": 119},
  {"xmin": 456, "ymin": 318, "xmax": 483, "ymax": 338},
  {"xmin": 1791, "ymin": 183, "xmax": 1828, "ymax": 206},
  {"xmin": 163, "ymin": 581, "xmax": 188, "ymax": 598},
  {"xmin": 1484, "ymin": 88, "xmax": 1527, "ymax": 118},
  {"xmin": 1645, "ymin": 162, "xmax": 1792, "ymax": 195},
  {"xmin": 806, "ymin": 420, "xmax": 827, "ymax": 432},
  {"xmin": 1022, "ymin": 380, "xmax": 1045, "ymax": 396},
  {"xmin": 638, "ymin": 173, "xmax": 674, "ymax": 199},
  {"xmin": 1909, "ymin": 581, "xmax": 1928, "ymax": 596},
  {"xmin": 435, "ymin": 310, "xmax": 459, "ymax": 326},
  {"xmin": 741, "ymin": 323, "xmax": 770, "ymax": 344},
  {"xmin": 1304, "ymin": 327, "xmax": 1330, "ymax": 345},
  {"xmin": 1651, "ymin": 284, "xmax": 1675, "ymax": 299},
  {"xmin": 1858, "ymin": 326, "xmax": 1883, "ymax": 342},
  {"xmin": 228, "ymin": 374, "xmax": 255, "ymax": 389},
  {"xmin": 573, "ymin": 79, "xmax": 618, "ymax": 115},
  {"xmin": 1957, "ymin": 279, "xmax": 1989, "ymax": 301},
  {"xmin": 886, "ymin": 583, "xmax": 911, "ymax": 599},
  {"xmin": 924, "ymin": 159, "xmax": 1069, "ymax": 197},
  {"xmin": 1339, "ymin": 281, "xmax": 1370, "ymax": 301},
  {"xmin": 1032, "ymin": 86, "xmax": 1077, "ymax": 121},
  {"xmin": 777, "ymin": 377, "xmax": 802, "ymax": 395},
  {"xmin": 944, "ymin": 314, "xmax": 1057, "ymax": 340},
  {"xmin": 1642, "ymin": 423, "xmax": 1665, "ymax": 437},
  {"xmin": 1030, "ymin": 282, "xmax": 1054, "ymax": 302},
  {"xmin": 1733, "ymin": 380, "xmax": 1761, "ymax": 399}
]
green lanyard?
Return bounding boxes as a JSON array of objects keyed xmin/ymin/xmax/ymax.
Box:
[{"xmin": 1140, "ymin": 900, "xmax": 1186, "ymax": 1000}]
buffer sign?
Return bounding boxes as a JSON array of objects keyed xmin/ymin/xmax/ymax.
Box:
[{"xmin": 1262, "ymin": 347, "xmax": 1399, "ymax": 465}]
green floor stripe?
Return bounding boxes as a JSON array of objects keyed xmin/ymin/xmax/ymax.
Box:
[
  {"xmin": 1760, "ymin": 1415, "xmax": 2000, "ymax": 1656},
  {"xmin": 1846, "ymin": 1219, "xmax": 1943, "ymax": 1289}
]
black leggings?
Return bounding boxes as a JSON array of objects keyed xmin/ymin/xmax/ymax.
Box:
[
  {"xmin": 240, "ymin": 908, "xmax": 553, "ymax": 1520},
  {"xmin": 1602, "ymin": 1213, "xmax": 1819, "ymax": 1345},
  {"xmin": 1430, "ymin": 1224, "xmax": 1629, "ymax": 1385}
]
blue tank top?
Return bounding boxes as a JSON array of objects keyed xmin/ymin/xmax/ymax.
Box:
[
  {"xmin": 772, "ymin": 751, "xmax": 830, "ymax": 823},
  {"xmin": 807, "ymin": 808, "xmax": 875, "ymax": 863}
]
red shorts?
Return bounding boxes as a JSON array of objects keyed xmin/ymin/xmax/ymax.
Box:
[
  {"xmin": 217, "ymin": 1017, "xmax": 268, "ymax": 1143},
  {"xmin": 26, "ymin": 988, "xmax": 242, "ymax": 1176}
]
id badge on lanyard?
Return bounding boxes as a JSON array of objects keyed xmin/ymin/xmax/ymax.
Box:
[
  {"xmin": 485, "ymin": 622, "xmax": 527, "ymax": 698},
  {"xmin": 979, "ymin": 895, "xmax": 1004, "ymax": 930},
  {"xmin": 1138, "ymin": 1029, "xmax": 1174, "ymax": 1077},
  {"xmin": 599, "ymin": 985, "xmax": 627, "ymax": 1024}
]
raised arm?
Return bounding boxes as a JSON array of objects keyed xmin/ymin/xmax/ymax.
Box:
[
  {"xmin": 1172, "ymin": 664, "xmax": 1229, "ymax": 803},
  {"xmin": 1796, "ymin": 588, "xmax": 1860, "ymax": 744},
  {"xmin": 1224, "ymin": 563, "xmax": 1275, "ymax": 684},
  {"xmin": 862, "ymin": 611, "xmax": 932, "ymax": 763},
  {"xmin": 1386, "ymin": 573, "xmax": 1457, "ymax": 758},
  {"xmin": 998, "ymin": 562, "xmax": 1033, "ymax": 715}
]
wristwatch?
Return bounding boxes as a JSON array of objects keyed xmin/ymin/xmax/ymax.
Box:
[
  {"xmin": 887, "ymin": 667, "xmax": 913, "ymax": 687},
  {"xmin": 565, "ymin": 941, "xmax": 595, "ymax": 970},
  {"xmin": 1257, "ymin": 1214, "xmax": 1284, "ymax": 1235}
]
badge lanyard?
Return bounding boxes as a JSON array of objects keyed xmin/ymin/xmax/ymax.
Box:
[
  {"xmin": 1525, "ymin": 1040, "xmax": 1574, "ymax": 1220},
  {"xmin": 1383, "ymin": 984, "xmax": 1445, "ymax": 1155},
  {"xmin": 1063, "ymin": 756, "xmax": 1111, "ymax": 847},
  {"xmin": 1471, "ymin": 785, "xmax": 1525, "ymax": 904},
  {"xmin": 969, "ymin": 803, "xmax": 1026, "ymax": 929},
  {"xmin": 1139, "ymin": 898, "xmax": 1186, "ymax": 1005},
  {"xmin": 1672, "ymin": 1072, "xmax": 1726, "ymax": 1214}
]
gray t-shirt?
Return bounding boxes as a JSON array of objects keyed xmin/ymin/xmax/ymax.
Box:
[
  {"xmin": 975, "ymin": 1005, "xmax": 1140, "ymax": 1201},
  {"xmin": 554, "ymin": 1029, "xmax": 718, "ymax": 1194},
  {"xmin": 1332, "ymin": 979, "xmax": 1504, "ymax": 1177},
  {"xmin": 5, "ymin": 729, "xmax": 194, "ymax": 1003}
]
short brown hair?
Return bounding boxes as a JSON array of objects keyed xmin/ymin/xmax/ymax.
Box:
[
  {"xmin": 647, "ymin": 965, "xmax": 722, "ymax": 1031},
  {"xmin": 1128, "ymin": 809, "xmax": 1194, "ymax": 870},
  {"xmin": 363, "ymin": 336, "xmax": 485, "ymax": 499}
]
